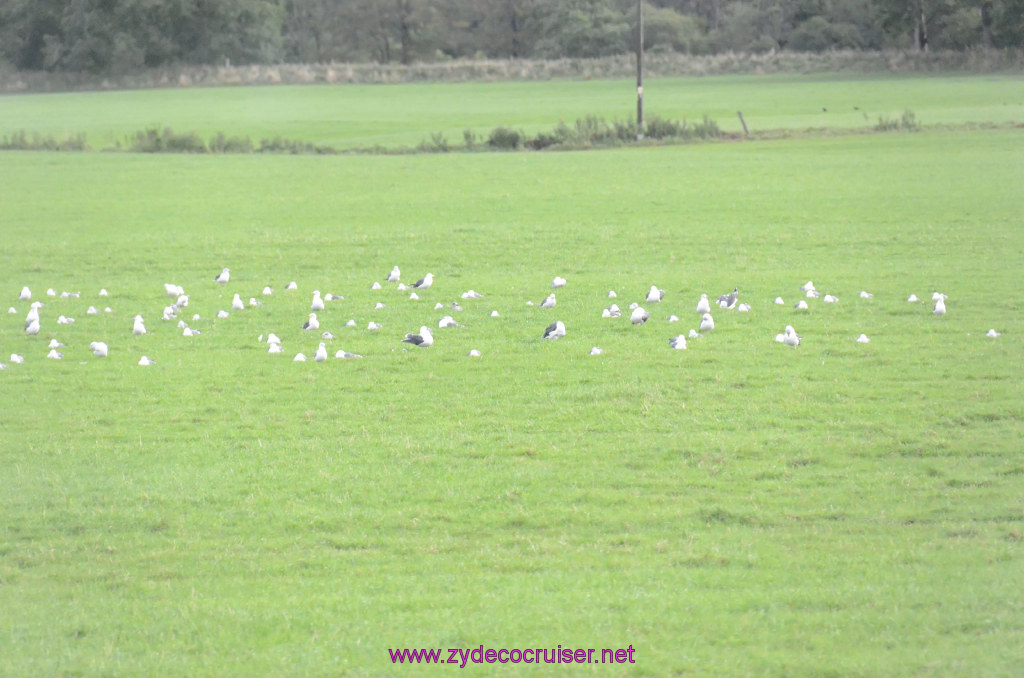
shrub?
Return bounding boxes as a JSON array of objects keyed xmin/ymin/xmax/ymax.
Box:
[
  {"xmin": 641, "ymin": 116, "xmax": 683, "ymax": 139},
  {"xmin": 0, "ymin": 130, "xmax": 88, "ymax": 151},
  {"xmin": 875, "ymin": 110, "xmax": 919, "ymax": 132},
  {"xmin": 210, "ymin": 132, "xmax": 253, "ymax": 153},
  {"xmin": 131, "ymin": 127, "xmax": 207, "ymax": 153},
  {"xmin": 258, "ymin": 136, "xmax": 336, "ymax": 154},
  {"xmin": 462, "ymin": 129, "xmax": 479, "ymax": 149},
  {"xmin": 418, "ymin": 131, "xmax": 449, "ymax": 152},
  {"xmin": 487, "ymin": 126, "xmax": 523, "ymax": 150}
]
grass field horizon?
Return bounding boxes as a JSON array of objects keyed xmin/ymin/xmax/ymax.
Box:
[
  {"xmin": 1, "ymin": 76, "xmax": 1023, "ymax": 676},
  {"xmin": 2, "ymin": 73, "xmax": 1023, "ymax": 150}
]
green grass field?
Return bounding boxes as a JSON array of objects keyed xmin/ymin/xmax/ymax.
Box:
[
  {"xmin": 1, "ymin": 75, "xmax": 1023, "ymax": 676},
  {"xmin": 2, "ymin": 73, "xmax": 1023, "ymax": 149}
]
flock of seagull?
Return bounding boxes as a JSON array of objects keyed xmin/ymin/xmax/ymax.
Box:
[{"xmin": 2, "ymin": 266, "xmax": 1002, "ymax": 370}]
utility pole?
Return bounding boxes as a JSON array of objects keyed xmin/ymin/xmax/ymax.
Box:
[{"xmin": 636, "ymin": 0, "xmax": 644, "ymax": 140}]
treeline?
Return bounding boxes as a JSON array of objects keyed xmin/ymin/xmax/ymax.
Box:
[{"xmin": 1, "ymin": 0, "xmax": 1022, "ymax": 74}]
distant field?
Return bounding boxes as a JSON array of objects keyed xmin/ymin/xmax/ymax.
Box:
[
  {"xmin": 1, "ymin": 73, "xmax": 1023, "ymax": 149},
  {"xmin": 1, "ymin": 77, "xmax": 1023, "ymax": 676}
]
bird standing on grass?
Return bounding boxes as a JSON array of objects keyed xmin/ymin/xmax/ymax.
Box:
[
  {"xmin": 214, "ymin": 268, "xmax": 230, "ymax": 283},
  {"xmin": 412, "ymin": 273, "xmax": 434, "ymax": 290},
  {"xmin": 699, "ymin": 313, "xmax": 715, "ymax": 332},
  {"xmin": 543, "ymin": 321, "xmax": 566, "ymax": 340},
  {"xmin": 631, "ymin": 306, "xmax": 650, "ymax": 325},
  {"xmin": 303, "ymin": 313, "xmax": 319, "ymax": 331},
  {"xmin": 402, "ymin": 326, "xmax": 434, "ymax": 347},
  {"xmin": 717, "ymin": 288, "xmax": 738, "ymax": 309},
  {"xmin": 314, "ymin": 343, "xmax": 328, "ymax": 362}
]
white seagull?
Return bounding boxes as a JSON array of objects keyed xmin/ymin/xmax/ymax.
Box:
[
  {"xmin": 646, "ymin": 286, "xmax": 665, "ymax": 303},
  {"xmin": 335, "ymin": 349, "xmax": 364, "ymax": 359},
  {"xmin": 774, "ymin": 297, "xmax": 785, "ymax": 305},
  {"xmin": 717, "ymin": 288, "xmax": 738, "ymax": 309},
  {"xmin": 138, "ymin": 356, "xmax": 155, "ymax": 366},
  {"xmin": 856, "ymin": 334, "xmax": 870, "ymax": 343},
  {"xmin": 90, "ymin": 341, "xmax": 109, "ymax": 357},
  {"xmin": 268, "ymin": 343, "xmax": 284, "ymax": 354},
  {"xmin": 47, "ymin": 349, "xmax": 63, "ymax": 360},
  {"xmin": 232, "ymin": 294, "xmax": 245, "ymax": 311},
  {"xmin": 987, "ymin": 329, "xmax": 1001, "ymax": 338},
  {"xmin": 468, "ymin": 349, "xmax": 482, "ymax": 357},
  {"xmin": 696, "ymin": 294, "xmax": 711, "ymax": 314},
  {"xmin": 631, "ymin": 306, "xmax": 650, "ymax": 325},
  {"xmin": 795, "ymin": 300, "xmax": 809, "ymax": 310},
  {"xmin": 10, "ymin": 354, "xmax": 25, "ymax": 364},
  {"xmin": 25, "ymin": 318, "xmax": 40, "ymax": 336},
  {"xmin": 908, "ymin": 294, "xmax": 920, "ymax": 303},
  {"xmin": 285, "ymin": 281, "xmax": 298, "ymax": 290},
  {"xmin": 387, "ymin": 266, "xmax": 401, "ymax": 283},
  {"xmin": 669, "ymin": 335, "xmax": 687, "ymax": 350},
  {"xmin": 311, "ymin": 291, "xmax": 325, "ymax": 311},
  {"xmin": 552, "ymin": 276, "xmax": 567, "ymax": 288},
  {"xmin": 699, "ymin": 313, "xmax": 715, "ymax": 332},
  {"xmin": 602, "ymin": 304, "xmax": 621, "ymax": 318},
  {"xmin": 19, "ymin": 286, "xmax": 31, "ymax": 301},
  {"xmin": 542, "ymin": 320, "xmax": 566, "ymax": 340},
  {"xmin": 302, "ymin": 313, "xmax": 320, "ymax": 331},
  {"xmin": 823, "ymin": 294, "xmax": 838, "ymax": 303},
  {"xmin": 216, "ymin": 310, "xmax": 230, "ymax": 319},
  {"xmin": 132, "ymin": 316, "xmax": 147, "ymax": 336},
  {"xmin": 314, "ymin": 343, "xmax": 328, "ymax": 362},
  {"xmin": 541, "ymin": 293, "xmax": 556, "ymax": 309},
  {"xmin": 412, "ymin": 273, "xmax": 434, "ymax": 289},
  {"xmin": 214, "ymin": 268, "xmax": 230, "ymax": 283},
  {"xmin": 783, "ymin": 325, "xmax": 801, "ymax": 347},
  {"xmin": 933, "ymin": 297, "xmax": 946, "ymax": 315},
  {"xmin": 402, "ymin": 326, "xmax": 434, "ymax": 347},
  {"xmin": 860, "ymin": 291, "xmax": 874, "ymax": 299},
  {"xmin": 438, "ymin": 316, "xmax": 460, "ymax": 328}
]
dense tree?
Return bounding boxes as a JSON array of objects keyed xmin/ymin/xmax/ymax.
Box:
[{"xmin": 0, "ymin": 0, "xmax": 1019, "ymax": 73}]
